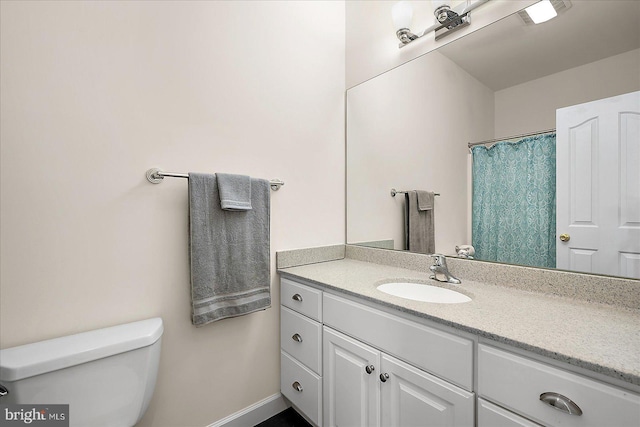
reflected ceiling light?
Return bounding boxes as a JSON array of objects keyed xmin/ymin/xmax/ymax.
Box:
[
  {"xmin": 524, "ymin": 0, "xmax": 557, "ymax": 24},
  {"xmin": 519, "ymin": 0, "xmax": 571, "ymax": 25},
  {"xmin": 392, "ymin": 0, "xmax": 491, "ymax": 48}
]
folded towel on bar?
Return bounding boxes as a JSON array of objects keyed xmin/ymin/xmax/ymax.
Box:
[
  {"xmin": 404, "ymin": 190, "xmax": 435, "ymax": 254},
  {"xmin": 416, "ymin": 190, "xmax": 434, "ymax": 211},
  {"xmin": 217, "ymin": 173, "xmax": 252, "ymax": 211},
  {"xmin": 189, "ymin": 173, "xmax": 271, "ymax": 326}
]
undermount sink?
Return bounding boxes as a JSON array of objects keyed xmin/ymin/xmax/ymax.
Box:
[{"xmin": 377, "ymin": 282, "xmax": 471, "ymax": 304}]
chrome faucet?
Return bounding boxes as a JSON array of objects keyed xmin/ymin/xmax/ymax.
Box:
[{"xmin": 429, "ymin": 254, "xmax": 461, "ymax": 284}]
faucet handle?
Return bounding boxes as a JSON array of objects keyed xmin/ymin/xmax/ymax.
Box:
[{"xmin": 430, "ymin": 254, "xmax": 447, "ymax": 266}]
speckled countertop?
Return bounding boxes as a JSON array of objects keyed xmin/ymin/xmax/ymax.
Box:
[{"xmin": 278, "ymin": 258, "xmax": 640, "ymax": 387}]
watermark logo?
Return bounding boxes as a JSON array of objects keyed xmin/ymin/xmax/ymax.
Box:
[{"xmin": 0, "ymin": 405, "xmax": 68, "ymax": 426}]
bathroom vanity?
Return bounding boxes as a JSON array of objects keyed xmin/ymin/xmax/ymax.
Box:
[{"xmin": 277, "ymin": 247, "xmax": 640, "ymax": 427}]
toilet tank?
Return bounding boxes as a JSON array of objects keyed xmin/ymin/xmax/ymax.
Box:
[{"xmin": 0, "ymin": 318, "xmax": 163, "ymax": 427}]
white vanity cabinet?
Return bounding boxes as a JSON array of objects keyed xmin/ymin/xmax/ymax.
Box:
[
  {"xmin": 322, "ymin": 293, "xmax": 474, "ymax": 427},
  {"xmin": 280, "ymin": 276, "xmax": 640, "ymax": 427},
  {"xmin": 280, "ymin": 278, "xmax": 323, "ymax": 426},
  {"xmin": 323, "ymin": 326, "xmax": 475, "ymax": 427},
  {"xmin": 478, "ymin": 344, "xmax": 640, "ymax": 427}
]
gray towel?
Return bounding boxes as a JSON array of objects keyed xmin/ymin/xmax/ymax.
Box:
[
  {"xmin": 416, "ymin": 190, "xmax": 434, "ymax": 211},
  {"xmin": 189, "ymin": 173, "xmax": 271, "ymax": 326},
  {"xmin": 404, "ymin": 191, "xmax": 435, "ymax": 254},
  {"xmin": 217, "ymin": 173, "xmax": 252, "ymax": 211}
]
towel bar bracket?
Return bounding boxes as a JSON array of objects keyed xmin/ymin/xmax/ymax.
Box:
[
  {"xmin": 145, "ymin": 168, "xmax": 285, "ymax": 191},
  {"xmin": 146, "ymin": 168, "xmax": 164, "ymax": 184}
]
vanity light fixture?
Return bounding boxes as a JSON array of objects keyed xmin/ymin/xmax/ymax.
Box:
[
  {"xmin": 392, "ymin": 1, "xmax": 419, "ymax": 44},
  {"xmin": 432, "ymin": 0, "xmax": 459, "ymax": 25},
  {"xmin": 392, "ymin": 0, "xmax": 491, "ymax": 48}
]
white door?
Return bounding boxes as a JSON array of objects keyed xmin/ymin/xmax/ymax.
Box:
[
  {"xmin": 556, "ymin": 91, "xmax": 640, "ymax": 278},
  {"xmin": 323, "ymin": 327, "xmax": 380, "ymax": 427},
  {"xmin": 379, "ymin": 353, "xmax": 474, "ymax": 427}
]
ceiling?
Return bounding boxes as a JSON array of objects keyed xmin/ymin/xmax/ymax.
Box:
[{"xmin": 438, "ymin": 0, "xmax": 640, "ymax": 91}]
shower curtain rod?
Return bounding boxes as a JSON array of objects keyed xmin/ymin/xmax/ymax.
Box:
[
  {"xmin": 145, "ymin": 168, "xmax": 285, "ymax": 191},
  {"xmin": 467, "ymin": 128, "xmax": 556, "ymax": 149}
]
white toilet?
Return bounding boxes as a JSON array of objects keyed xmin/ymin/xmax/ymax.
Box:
[{"xmin": 0, "ymin": 317, "xmax": 163, "ymax": 427}]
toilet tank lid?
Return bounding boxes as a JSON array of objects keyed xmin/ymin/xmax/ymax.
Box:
[{"xmin": 0, "ymin": 317, "xmax": 163, "ymax": 382}]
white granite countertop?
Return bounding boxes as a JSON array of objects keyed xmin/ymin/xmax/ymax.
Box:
[{"xmin": 279, "ymin": 258, "xmax": 640, "ymax": 387}]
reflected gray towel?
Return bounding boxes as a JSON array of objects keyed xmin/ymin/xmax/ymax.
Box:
[
  {"xmin": 404, "ymin": 191, "xmax": 435, "ymax": 254},
  {"xmin": 189, "ymin": 173, "xmax": 270, "ymax": 326},
  {"xmin": 217, "ymin": 173, "xmax": 252, "ymax": 211}
]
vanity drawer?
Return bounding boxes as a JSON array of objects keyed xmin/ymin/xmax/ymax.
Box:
[
  {"xmin": 323, "ymin": 292, "xmax": 473, "ymax": 391},
  {"xmin": 281, "ymin": 278, "xmax": 322, "ymax": 321},
  {"xmin": 281, "ymin": 306, "xmax": 322, "ymax": 375},
  {"xmin": 478, "ymin": 344, "xmax": 640, "ymax": 427},
  {"xmin": 478, "ymin": 398, "xmax": 543, "ymax": 427},
  {"xmin": 281, "ymin": 351, "xmax": 321, "ymax": 427}
]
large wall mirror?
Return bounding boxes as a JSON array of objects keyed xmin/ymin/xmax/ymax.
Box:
[{"xmin": 346, "ymin": 0, "xmax": 640, "ymax": 279}]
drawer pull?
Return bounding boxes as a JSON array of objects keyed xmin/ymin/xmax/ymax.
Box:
[
  {"xmin": 379, "ymin": 373, "xmax": 390, "ymax": 383},
  {"xmin": 365, "ymin": 365, "xmax": 375, "ymax": 374},
  {"xmin": 292, "ymin": 381, "xmax": 303, "ymax": 392},
  {"xmin": 292, "ymin": 333, "xmax": 303, "ymax": 343},
  {"xmin": 539, "ymin": 392, "xmax": 583, "ymax": 416},
  {"xmin": 292, "ymin": 294, "xmax": 303, "ymax": 302}
]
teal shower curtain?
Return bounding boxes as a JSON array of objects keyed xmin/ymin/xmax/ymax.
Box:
[{"xmin": 471, "ymin": 134, "xmax": 556, "ymax": 268}]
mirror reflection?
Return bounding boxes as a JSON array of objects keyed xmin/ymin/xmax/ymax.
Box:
[{"xmin": 346, "ymin": 1, "xmax": 640, "ymax": 279}]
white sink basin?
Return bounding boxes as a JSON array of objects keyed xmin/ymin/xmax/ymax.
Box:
[{"xmin": 377, "ymin": 282, "xmax": 471, "ymax": 304}]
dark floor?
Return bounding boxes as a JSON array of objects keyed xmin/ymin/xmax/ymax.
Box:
[{"xmin": 254, "ymin": 407, "xmax": 312, "ymax": 427}]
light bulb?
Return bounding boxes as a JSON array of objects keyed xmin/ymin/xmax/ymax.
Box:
[{"xmin": 392, "ymin": 1, "xmax": 413, "ymax": 30}]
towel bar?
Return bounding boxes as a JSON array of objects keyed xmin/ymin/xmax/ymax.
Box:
[
  {"xmin": 146, "ymin": 168, "xmax": 285, "ymax": 191},
  {"xmin": 391, "ymin": 188, "xmax": 440, "ymax": 197}
]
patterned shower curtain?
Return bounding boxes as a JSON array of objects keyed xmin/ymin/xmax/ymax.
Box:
[{"xmin": 471, "ymin": 133, "xmax": 556, "ymax": 268}]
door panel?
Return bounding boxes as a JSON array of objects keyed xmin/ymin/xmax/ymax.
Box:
[
  {"xmin": 323, "ymin": 327, "xmax": 380, "ymax": 427},
  {"xmin": 556, "ymin": 91, "xmax": 640, "ymax": 278},
  {"xmin": 380, "ymin": 354, "xmax": 474, "ymax": 427}
]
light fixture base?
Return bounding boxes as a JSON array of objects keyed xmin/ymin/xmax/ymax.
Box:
[
  {"xmin": 435, "ymin": 13, "xmax": 471, "ymax": 41},
  {"xmin": 396, "ymin": 28, "xmax": 418, "ymax": 45}
]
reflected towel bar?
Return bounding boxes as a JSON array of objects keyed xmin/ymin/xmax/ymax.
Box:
[
  {"xmin": 146, "ymin": 168, "xmax": 285, "ymax": 191},
  {"xmin": 391, "ymin": 188, "xmax": 440, "ymax": 197}
]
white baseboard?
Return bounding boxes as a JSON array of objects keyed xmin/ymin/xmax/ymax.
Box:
[{"xmin": 207, "ymin": 393, "xmax": 289, "ymax": 427}]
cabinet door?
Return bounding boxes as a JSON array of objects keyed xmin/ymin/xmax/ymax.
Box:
[
  {"xmin": 323, "ymin": 327, "xmax": 380, "ymax": 427},
  {"xmin": 380, "ymin": 354, "xmax": 474, "ymax": 427}
]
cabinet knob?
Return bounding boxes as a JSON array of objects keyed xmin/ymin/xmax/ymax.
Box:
[
  {"xmin": 292, "ymin": 293, "xmax": 303, "ymax": 302},
  {"xmin": 539, "ymin": 392, "xmax": 582, "ymax": 416},
  {"xmin": 292, "ymin": 333, "xmax": 303, "ymax": 343},
  {"xmin": 379, "ymin": 373, "xmax": 390, "ymax": 383},
  {"xmin": 365, "ymin": 365, "xmax": 375, "ymax": 374},
  {"xmin": 292, "ymin": 381, "xmax": 303, "ymax": 392}
]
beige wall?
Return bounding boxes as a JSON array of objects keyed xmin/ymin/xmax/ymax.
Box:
[
  {"xmin": 495, "ymin": 49, "xmax": 640, "ymax": 136},
  {"xmin": 0, "ymin": 1, "xmax": 344, "ymax": 426},
  {"xmin": 345, "ymin": 0, "xmax": 536, "ymax": 88},
  {"xmin": 347, "ymin": 50, "xmax": 494, "ymax": 252}
]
